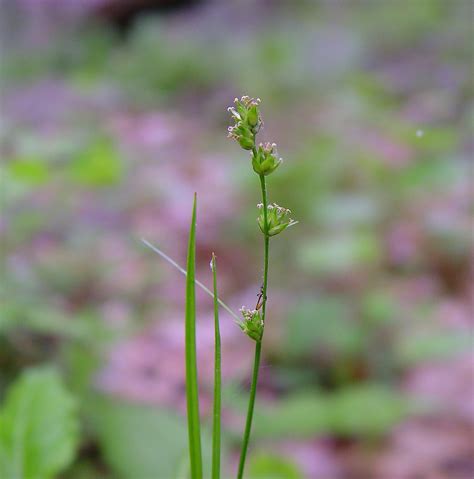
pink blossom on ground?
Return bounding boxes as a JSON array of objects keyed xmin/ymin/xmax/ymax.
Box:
[
  {"xmin": 110, "ymin": 112, "xmax": 178, "ymax": 156},
  {"xmin": 375, "ymin": 419, "xmax": 474, "ymax": 479},
  {"xmin": 277, "ymin": 440, "xmax": 343, "ymax": 479},
  {"xmin": 353, "ymin": 128, "xmax": 414, "ymax": 167},
  {"xmin": 385, "ymin": 221, "xmax": 421, "ymax": 266},
  {"xmin": 97, "ymin": 314, "xmax": 253, "ymax": 413},
  {"xmin": 404, "ymin": 353, "xmax": 474, "ymax": 425}
]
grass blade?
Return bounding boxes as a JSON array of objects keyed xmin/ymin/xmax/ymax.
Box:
[
  {"xmin": 210, "ymin": 253, "xmax": 221, "ymax": 479},
  {"xmin": 185, "ymin": 193, "xmax": 202, "ymax": 479},
  {"xmin": 141, "ymin": 238, "xmax": 240, "ymax": 322}
]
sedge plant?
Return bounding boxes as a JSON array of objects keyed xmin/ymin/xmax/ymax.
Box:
[{"xmin": 143, "ymin": 96, "xmax": 296, "ymax": 478}]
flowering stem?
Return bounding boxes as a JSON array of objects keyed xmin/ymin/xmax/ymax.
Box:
[
  {"xmin": 237, "ymin": 173, "xmax": 269, "ymax": 479},
  {"xmin": 237, "ymin": 342, "xmax": 261, "ymax": 479}
]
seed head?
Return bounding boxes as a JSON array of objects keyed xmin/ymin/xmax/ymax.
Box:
[
  {"xmin": 227, "ymin": 95, "xmax": 262, "ymax": 150},
  {"xmin": 238, "ymin": 306, "xmax": 264, "ymax": 342}
]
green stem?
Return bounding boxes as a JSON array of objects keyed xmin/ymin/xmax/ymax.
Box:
[
  {"xmin": 237, "ymin": 174, "xmax": 270, "ymax": 479},
  {"xmin": 236, "ymin": 342, "xmax": 262, "ymax": 479},
  {"xmin": 211, "ymin": 254, "xmax": 221, "ymax": 479}
]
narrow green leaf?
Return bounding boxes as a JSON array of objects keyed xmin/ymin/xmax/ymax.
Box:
[
  {"xmin": 210, "ymin": 253, "xmax": 221, "ymax": 479},
  {"xmin": 185, "ymin": 193, "xmax": 202, "ymax": 479}
]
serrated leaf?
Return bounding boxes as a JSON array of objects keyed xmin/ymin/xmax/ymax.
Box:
[{"xmin": 0, "ymin": 367, "xmax": 79, "ymax": 479}]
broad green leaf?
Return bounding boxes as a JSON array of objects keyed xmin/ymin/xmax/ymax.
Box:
[
  {"xmin": 284, "ymin": 297, "xmax": 362, "ymax": 358},
  {"xmin": 395, "ymin": 157, "xmax": 462, "ymax": 192},
  {"xmin": 396, "ymin": 331, "xmax": 472, "ymax": 366},
  {"xmin": 248, "ymin": 453, "xmax": 303, "ymax": 479},
  {"xmin": 297, "ymin": 232, "xmax": 380, "ymax": 275},
  {"xmin": 0, "ymin": 367, "xmax": 79, "ymax": 479},
  {"xmin": 361, "ymin": 290, "xmax": 397, "ymax": 326},
  {"xmin": 8, "ymin": 156, "xmax": 48, "ymax": 184},
  {"xmin": 314, "ymin": 194, "xmax": 379, "ymax": 228},
  {"xmin": 69, "ymin": 137, "xmax": 122, "ymax": 186},
  {"xmin": 253, "ymin": 393, "xmax": 328, "ymax": 439},
  {"xmin": 328, "ymin": 385, "xmax": 411, "ymax": 436},
  {"xmin": 93, "ymin": 397, "xmax": 212, "ymax": 479},
  {"xmin": 253, "ymin": 385, "xmax": 413, "ymax": 439}
]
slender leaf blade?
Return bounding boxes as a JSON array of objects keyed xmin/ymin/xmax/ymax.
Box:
[
  {"xmin": 211, "ymin": 253, "xmax": 221, "ymax": 479},
  {"xmin": 185, "ymin": 193, "xmax": 202, "ymax": 478}
]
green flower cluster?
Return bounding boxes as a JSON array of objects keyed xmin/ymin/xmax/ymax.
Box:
[
  {"xmin": 238, "ymin": 307, "xmax": 264, "ymax": 342},
  {"xmin": 257, "ymin": 203, "xmax": 298, "ymax": 237},
  {"xmin": 227, "ymin": 96, "xmax": 262, "ymax": 150},
  {"xmin": 252, "ymin": 142, "xmax": 282, "ymax": 176}
]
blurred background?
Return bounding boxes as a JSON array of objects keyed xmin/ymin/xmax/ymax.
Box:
[{"xmin": 1, "ymin": 0, "xmax": 473, "ymax": 478}]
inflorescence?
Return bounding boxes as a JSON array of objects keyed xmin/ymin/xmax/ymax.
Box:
[
  {"xmin": 228, "ymin": 96, "xmax": 297, "ymax": 341},
  {"xmin": 238, "ymin": 307, "xmax": 264, "ymax": 342}
]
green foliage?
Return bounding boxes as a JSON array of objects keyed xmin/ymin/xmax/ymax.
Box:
[
  {"xmin": 0, "ymin": 367, "xmax": 79, "ymax": 479},
  {"xmin": 253, "ymin": 385, "xmax": 413, "ymax": 439},
  {"xmin": 69, "ymin": 137, "xmax": 123, "ymax": 186},
  {"xmin": 315, "ymin": 194, "xmax": 380, "ymax": 229},
  {"xmin": 362, "ymin": 291, "xmax": 397, "ymax": 326},
  {"xmin": 297, "ymin": 232, "xmax": 380, "ymax": 275},
  {"xmin": 394, "ymin": 157, "xmax": 460, "ymax": 192},
  {"xmin": 107, "ymin": 18, "xmax": 220, "ymax": 105},
  {"xmin": 93, "ymin": 397, "xmax": 212, "ymax": 479},
  {"xmin": 1, "ymin": 299, "xmax": 110, "ymax": 341},
  {"xmin": 7, "ymin": 156, "xmax": 49, "ymax": 185},
  {"xmin": 248, "ymin": 452, "xmax": 303, "ymax": 479},
  {"xmin": 353, "ymin": 0, "xmax": 449, "ymax": 46},
  {"xmin": 0, "ymin": 24, "xmax": 115, "ymax": 85},
  {"xmin": 328, "ymin": 385, "xmax": 411, "ymax": 436},
  {"xmin": 396, "ymin": 331, "xmax": 472, "ymax": 366},
  {"xmin": 283, "ymin": 297, "xmax": 362, "ymax": 359},
  {"xmin": 253, "ymin": 393, "xmax": 327, "ymax": 439}
]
